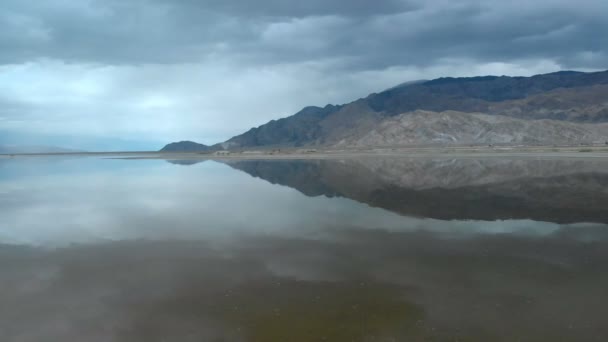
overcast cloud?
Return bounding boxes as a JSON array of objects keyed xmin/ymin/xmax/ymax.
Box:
[{"xmin": 0, "ymin": 0, "xmax": 606, "ymax": 150}]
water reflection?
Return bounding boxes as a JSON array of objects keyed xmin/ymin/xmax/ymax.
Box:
[
  {"xmin": 225, "ymin": 158, "xmax": 608, "ymax": 223},
  {"xmin": 0, "ymin": 157, "xmax": 607, "ymax": 341}
]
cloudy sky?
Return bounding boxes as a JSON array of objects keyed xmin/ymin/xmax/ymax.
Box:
[{"xmin": 1, "ymin": 0, "xmax": 606, "ymax": 150}]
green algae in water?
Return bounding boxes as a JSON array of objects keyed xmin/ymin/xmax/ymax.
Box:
[{"xmin": 218, "ymin": 279, "xmax": 423, "ymax": 341}]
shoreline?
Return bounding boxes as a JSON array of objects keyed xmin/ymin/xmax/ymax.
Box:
[{"xmin": 2, "ymin": 146, "xmax": 608, "ymax": 160}]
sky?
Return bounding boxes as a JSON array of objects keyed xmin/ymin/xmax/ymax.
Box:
[{"xmin": 0, "ymin": 0, "xmax": 607, "ymax": 151}]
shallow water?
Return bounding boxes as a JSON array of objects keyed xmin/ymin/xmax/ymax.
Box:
[{"xmin": 1, "ymin": 156, "xmax": 607, "ymax": 341}]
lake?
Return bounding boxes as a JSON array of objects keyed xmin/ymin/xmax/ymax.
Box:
[{"xmin": 1, "ymin": 156, "xmax": 607, "ymax": 341}]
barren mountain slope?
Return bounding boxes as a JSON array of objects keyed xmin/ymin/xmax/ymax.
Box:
[
  {"xmin": 162, "ymin": 70, "xmax": 608, "ymax": 151},
  {"xmin": 487, "ymin": 84, "xmax": 608, "ymax": 122},
  {"xmin": 335, "ymin": 111, "xmax": 608, "ymax": 147}
]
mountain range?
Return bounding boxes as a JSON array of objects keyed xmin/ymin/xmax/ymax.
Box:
[
  {"xmin": 162, "ymin": 70, "xmax": 608, "ymax": 151},
  {"xmin": 0, "ymin": 145, "xmax": 83, "ymax": 154}
]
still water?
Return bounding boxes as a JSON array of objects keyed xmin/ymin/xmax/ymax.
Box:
[{"xmin": 1, "ymin": 156, "xmax": 607, "ymax": 341}]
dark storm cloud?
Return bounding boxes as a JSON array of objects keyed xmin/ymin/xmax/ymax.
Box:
[
  {"xmin": 1, "ymin": 0, "xmax": 606, "ymax": 69},
  {"xmin": 162, "ymin": 0, "xmax": 416, "ymax": 17},
  {"xmin": 1, "ymin": 0, "xmax": 607, "ymax": 149}
]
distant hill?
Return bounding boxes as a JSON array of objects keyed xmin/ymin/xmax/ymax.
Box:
[
  {"xmin": 160, "ymin": 141, "xmax": 209, "ymax": 152},
  {"xmin": 162, "ymin": 70, "xmax": 608, "ymax": 151},
  {"xmin": 0, "ymin": 145, "xmax": 83, "ymax": 154}
]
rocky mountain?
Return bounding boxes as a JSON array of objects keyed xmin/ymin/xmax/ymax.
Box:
[
  {"xmin": 162, "ymin": 70, "xmax": 608, "ymax": 151},
  {"xmin": 160, "ymin": 141, "xmax": 209, "ymax": 152},
  {"xmin": 336, "ymin": 110, "xmax": 608, "ymax": 147},
  {"xmin": 364, "ymin": 71, "xmax": 608, "ymax": 117},
  {"xmin": 219, "ymin": 104, "xmax": 343, "ymax": 149}
]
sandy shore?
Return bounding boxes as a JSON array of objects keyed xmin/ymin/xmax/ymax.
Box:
[{"xmin": 2, "ymin": 146, "xmax": 608, "ymax": 160}]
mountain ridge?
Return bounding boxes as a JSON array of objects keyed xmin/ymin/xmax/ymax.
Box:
[
  {"xmin": 162, "ymin": 69, "xmax": 608, "ymax": 151},
  {"xmin": 0, "ymin": 145, "xmax": 84, "ymax": 154}
]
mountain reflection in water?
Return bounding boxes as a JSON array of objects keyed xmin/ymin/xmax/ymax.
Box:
[
  {"xmin": 224, "ymin": 158, "xmax": 608, "ymax": 223},
  {"xmin": 1, "ymin": 157, "xmax": 607, "ymax": 341}
]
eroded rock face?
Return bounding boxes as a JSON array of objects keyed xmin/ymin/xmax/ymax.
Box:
[{"xmin": 335, "ymin": 110, "xmax": 608, "ymax": 147}]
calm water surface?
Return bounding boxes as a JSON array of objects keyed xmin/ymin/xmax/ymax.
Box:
[{"xmin": 1, "ymin": 156, "xmax": 607, "ymax": 341}]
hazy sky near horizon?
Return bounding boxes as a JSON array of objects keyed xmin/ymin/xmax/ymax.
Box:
[{"xmin": 1, "ymin": 0, "xmax": 607, "ymax": 150}]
